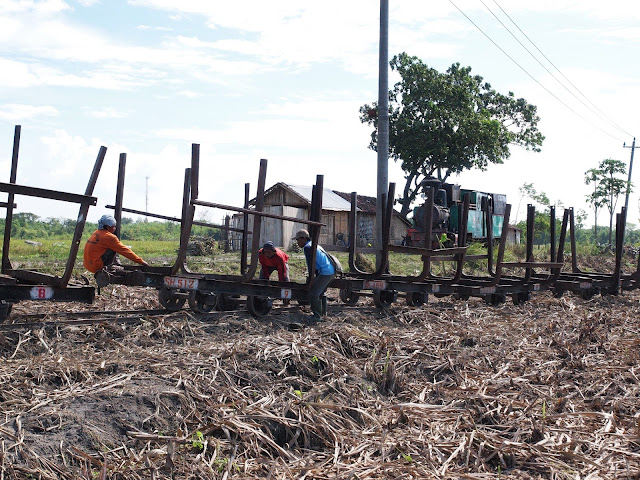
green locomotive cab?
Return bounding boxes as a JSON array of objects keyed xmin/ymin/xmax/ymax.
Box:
[{"xmin": 404, "ymin": 178, "xmax": 506, "ymax": 247}]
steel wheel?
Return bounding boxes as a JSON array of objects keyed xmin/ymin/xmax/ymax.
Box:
[
  {"xmin": 188, "ymin": 291, "xmax": 217, "ymax": 313},
  {"xmin": 580, "ymin": 287, "xmax": 597, "ymax": 300},
  {"xmin": 485, "ymin": 293, "xmax": 505, "ymax": 306},
  {"xmin": 158, "ymin": 287, "xmax": 186, "ymax": 312},
  {"xmin": 406, "ymin": 291, "xmax": 427, "ymax": 307},
  {"xmin": 0, "ymin": 301, "xmax": 12, "ymax": 322},
  {"xmin": 215, "ymin": 293, "xmax": 241, "ymax": 311},
  {"xmin": 511, "ymin": 291, "xmax": 530, "ymax": 306},
  {"xmin": 373, "ymin": 289, "xmax": 397, "ymax": 308},
  {"xmin": 339, "ymin": 288, "xmax": 360, "ymax": 306},
  {"xmin": 246, "ymin": 295, "xmax": 273, "ymax": 318}
]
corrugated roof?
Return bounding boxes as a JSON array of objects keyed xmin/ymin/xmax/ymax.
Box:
[
  {"xmin": 332, "ymin": 190, "xmax": 377, "ymax": 214},
  {"xmin": 333, "ymin": 190, "xmax": 412, "ymax": 226},
  {"xmin": 286, "ymin": 184, "xmax": 355, "ymax": 212}
]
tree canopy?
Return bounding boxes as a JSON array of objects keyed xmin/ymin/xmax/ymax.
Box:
[
  {"xmin": 584, "ymin": 159, "xmax": 629, "ymax": 244},
  {"xmin": 360, "ymin": 53, "xmax": 545, "ymax": 218}
]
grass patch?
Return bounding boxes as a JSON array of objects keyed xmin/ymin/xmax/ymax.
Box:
[{"xmin": 3, "ymin": 238, "xmax": 633, "ymax": 283}]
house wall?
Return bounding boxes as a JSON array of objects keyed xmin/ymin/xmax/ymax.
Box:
[
  {"xmin": 231, "ymin": 206, "xmax": 308, "ymax": 251},
  {"xmin": 318, "ymin": 212, "xmax": 409, "ymax": 248},
  {"xmin": 260, "ymin": 205, "xmax": 283, "ymax": 248},
  {"xmin": 264, "ymin": 189, "xmax": 308, "ymax": 208},
  {"xmin": 283, "ymin": 206, "xmax": 306, "ymax": 249},
  {"xmin": 334, "ymin": 212, "xmax": 349, "ymax": 240},
  {"xmin": 229, "ymin": 183, "xmax": 411, "ymax": 249},
  {"xmin": 390, "ymin": 216, "xmax": 410, "ymax": 245},
  {"xmin": 506, "ymin": 226, "xmax": 521, "ymax": 245},
  {"xmin": 358, "ymin": 214, "xmax": 375, "ymax": 247}
]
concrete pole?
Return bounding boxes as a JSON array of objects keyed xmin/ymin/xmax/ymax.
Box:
[
  {"xmin": 623, "ymin": 137, "xmax": 637, "ymax": 215},
  {"xmin": 376, "ymin": 0, "xmax": 389, "ymax": 267},
  {"xmin": 623, "ymin": 137, "xmax": 638, "ymax": 243}
]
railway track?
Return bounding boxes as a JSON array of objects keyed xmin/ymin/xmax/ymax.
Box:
[
  {"xmin": 1, "ymin": 131, "xmax": 636, "ymax": 325},
  {"xmin": 0, "ymin": 301, "xmax": 383, "ymax": 331}
]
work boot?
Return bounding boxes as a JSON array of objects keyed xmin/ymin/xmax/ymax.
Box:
[
  {"xmin": 94, "ymin": 269, "xmax": 111, "ymax": 289},
  {"xmin": 321, "ymin": 295, "xmax": 328, "ymax": 316},
  {"xmin": 306, "ymin": 297, "xmax": 323, "ymax": 324}
]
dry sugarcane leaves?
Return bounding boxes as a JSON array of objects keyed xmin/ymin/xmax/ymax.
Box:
[{"xmin": 0, "ymin": 286, "xmax": 639, "ymax": 479}]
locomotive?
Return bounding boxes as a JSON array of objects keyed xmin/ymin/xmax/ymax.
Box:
[{"xmin": 403, "ymin": 177, "xmax": 507, "ymax": 248}]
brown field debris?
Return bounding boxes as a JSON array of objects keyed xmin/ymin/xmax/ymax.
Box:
[{"xmin": 0, "ymin": 286, "xmax": 639, "ymax": 479}]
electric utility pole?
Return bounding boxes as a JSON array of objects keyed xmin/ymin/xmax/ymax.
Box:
[
  {"xmin": 622, "ymin": 138, "xmax": 638, "ymax": 243},
  {"xmin": 376, "ymin": 0, "xmax": 389, "ymax": 267},
  {"xmin": 623, "ymin": 137, "xmax": 638, "ymax": 217},
  {"xmin": 145, "ymin": 176, "xmax": 149, "ymax": 222}
]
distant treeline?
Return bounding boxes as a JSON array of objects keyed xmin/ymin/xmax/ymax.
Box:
[
  {"xmin": 0, "ymin": 213, "xmax": 221, "ymax": 241},
  {"xmin": 513, "ymin": 214, "xmax": 640, "ymax": 247},
  {"xmin": 2, "ymin": 212, "xmax": 640, "ymax": 247}
]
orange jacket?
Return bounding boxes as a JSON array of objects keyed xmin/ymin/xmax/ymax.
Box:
[{"xmin": 83, "ymin": 229, "xmax": 145, "ymax": 273}]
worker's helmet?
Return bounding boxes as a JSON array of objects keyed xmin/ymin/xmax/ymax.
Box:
[{"xmin": 98, "ymin": 215, "xmax": 117, "ymax": 229}]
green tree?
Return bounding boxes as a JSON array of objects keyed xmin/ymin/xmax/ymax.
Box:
[
  {"xmin": 584, "ymin": 167, "xmax": 606, "ymax": 243},
  {"xmin": 585, "ymin": 159, "xmax": 628, "ymax": 245},
  {"xmin": 360, "ymin": 53, "xmax": 545, "ymax": 219},
  {"xmin": 515, "ymin": 183, "xmax": 560, "ymax": 246},
  {"xmin": 517, "ymin": 183, "xmax": 550, "ymax": 223}
]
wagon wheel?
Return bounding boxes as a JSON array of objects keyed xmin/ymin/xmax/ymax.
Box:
[
  {"xmin": 339, "ymin": 287, "xmax": 360, "ymax": 306},
  {"xmin": 552, "ymin": 286, "xmax": 564, "ymax": 298},
  {"xmin": 373, "ymin": 289, "xmax": 397, "ymax": 308},
  {"xmin": 215, "ymin": 293, "xmax": 241, "ymax": 311},
  {"xmin": 188, "ymin": 291, "xmax": 217, "ymax": 313},
  {"xmin": 406, "ymin": 291, "xmax": 427, "ymax": 307},
  {"xmin": 158, "ymin": 287, "xmax": 186, "ymax": 312},
  {"xmin": 511, "ymin": 291, "xmax": 530, "ymax": 306},
  {"xmin": 246, "ymin": 295, "xmax": 273, "ymax": 318},
  {"xmin": 485, "ymin": 293, "xmax": 505, "ymax": 306},
  {"xmin": 580, "ymin": 287, "xmax": 598, "ymax": 300},
  {"xmin": 0, "ymin": 301, "xmax": 13, "ymax": 322}
]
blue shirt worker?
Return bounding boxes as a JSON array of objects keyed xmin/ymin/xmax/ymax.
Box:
[{"xmin": 293, "ymin": 229, "xmax": 335, "ymax": 323}]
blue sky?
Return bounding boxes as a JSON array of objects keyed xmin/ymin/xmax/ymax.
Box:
[{"xmin": 1, "ymin": 0, "xmax": 639, "ymax": 229}]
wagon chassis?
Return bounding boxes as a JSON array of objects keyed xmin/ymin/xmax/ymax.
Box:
[
  {"xmin": 0, "ymin": 126, "xmax": 99, "ymax": 318},
  {"xmin": 2, "ymin": 126, "xmax": 638, "ymax": 323},
  {"xmin": 96, "ymin": 140, "xmax": 637, "ymax": 319}
]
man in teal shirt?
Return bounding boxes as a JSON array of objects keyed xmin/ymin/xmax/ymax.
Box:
[{"xmin": 293, "ymin": 229, "xmax": 335, "ymax": 323}]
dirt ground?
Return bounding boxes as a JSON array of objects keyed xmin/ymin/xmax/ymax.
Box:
[{"xmin": 0, "ymin": 284, "xmax": 639, "ymax": 479}]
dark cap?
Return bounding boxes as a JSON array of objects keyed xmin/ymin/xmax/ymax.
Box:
[
  {"xmin": 292, "ymin": 229, "xmax": 310, "ymax": 240},
  {"xmin": 262, "ymin": 241, "xmax": 275, "ymax": 250}
]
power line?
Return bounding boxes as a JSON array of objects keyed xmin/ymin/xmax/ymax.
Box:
[
  {"xmin": 447, "ymin": 0, "xmax": 625, "ymax": 142},
  {"xmin": 488, "ymin": 0, "xmax": 633, "ymax": 138}
]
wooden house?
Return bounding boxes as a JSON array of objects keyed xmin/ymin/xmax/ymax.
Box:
[{"xmin": 229, "ymin": 182, "xmax": 412, "ymax": 251}]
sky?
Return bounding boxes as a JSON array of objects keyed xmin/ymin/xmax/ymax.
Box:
[{"xmin": 1, "ymin": 0, "xmax": 639, "ymax": 230}]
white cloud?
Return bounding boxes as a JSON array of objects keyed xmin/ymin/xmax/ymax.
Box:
[
  {"xmin": 0, "ymin": 104, "xmax": 58, "ymax": 121},
  {"xmin": 177, "ymin": 90, "xmax": 199, "ymax": 98},
  {"xmin": 87, "ymin": 107, "xmax": 127, "ymax": 118},
  {"xmin": 0, "ymin": 0, "xmax": 638, "ymax": 226},
  {"xmin": 0, "ymin": 58, "xmax": 159, "ymax": 89},
  {"xmin": 136, "ymin": 24, "xmax": 172, "ymax": 31},
  {"xmin": 0, "ymin": 0, "xmax": 71, "ymax": 15}
]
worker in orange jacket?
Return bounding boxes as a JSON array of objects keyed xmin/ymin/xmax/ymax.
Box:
[{"xmin": 83, "ymin": 215, "xmax": 149, "ymax": 273}]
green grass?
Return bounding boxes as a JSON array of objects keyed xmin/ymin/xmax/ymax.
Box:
[{"xmin": 3, "ymin": 237, "xmax": 629, "ymax": 282}]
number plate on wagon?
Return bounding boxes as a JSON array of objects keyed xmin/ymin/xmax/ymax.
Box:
[
  {"xmin": 30, "ymin": 286, "xmax": 54, "ymax": 300},
  {"xmin": 281, "ymin": 288, "xmax": 292, "ymax": 299},
  {"xmin": 163, "ymin": 276, "xmax": 199, "ymax": 290},
  {"xmin": 363, "ymin": 280, "xmax": 387, "ymax": 290}
]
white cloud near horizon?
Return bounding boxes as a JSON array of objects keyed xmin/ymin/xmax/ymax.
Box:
[
  {"xmin": 0, "ymin": 104, "xmax": 59, "ymax": 121},
  {"xmin": 0, "ymin": 0, "xmax": 639, "ymax": 225}
]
